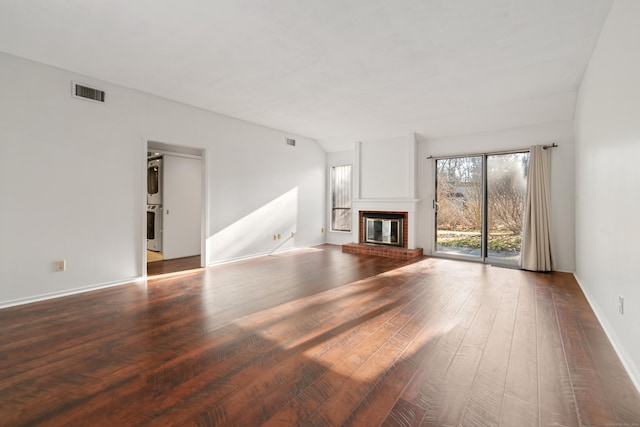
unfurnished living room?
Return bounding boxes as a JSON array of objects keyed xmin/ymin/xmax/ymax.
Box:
[{"xmin": 1, "ymin": 1, "xmax": 640, "ymax": 426}]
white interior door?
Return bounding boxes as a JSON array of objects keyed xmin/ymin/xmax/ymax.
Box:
[{"xmin": 162, "ymin": 154, "xmax": 202, "ymax": 260}]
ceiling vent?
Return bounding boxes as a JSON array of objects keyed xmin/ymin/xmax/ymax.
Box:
[
  {"xmin": 286, "ymin": 138, "xmax": 296, "ymax": 147},
  {"xmin": 72, "ymin": 82, "xmax": 105, "ymax": 103}
]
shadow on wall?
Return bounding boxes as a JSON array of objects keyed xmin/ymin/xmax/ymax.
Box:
[{"xmin": 207, "ymin": 188, "xmax": 298, "ymax": 263}]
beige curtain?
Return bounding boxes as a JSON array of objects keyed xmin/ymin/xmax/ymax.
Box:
[{"xmin": 521, "ymin": 145, "xmax": 552, "ymax": 271}]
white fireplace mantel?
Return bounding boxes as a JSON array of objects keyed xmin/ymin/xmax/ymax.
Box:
[
  {"xmin": 352, "ymin": 198, "xmax": 420, "ymax": 212},
  {"xmin": 351, "ymin": 135, "xmax": 421, "ymax": 250}
]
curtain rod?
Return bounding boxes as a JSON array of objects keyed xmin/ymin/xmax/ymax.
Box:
[{"xmin": 426, "ymin": 142, "xmax": 558, "ymax": 159}]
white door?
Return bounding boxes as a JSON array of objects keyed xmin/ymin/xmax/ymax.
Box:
[{"xmin": 162, "ymin": 154, "xmax": 202, "ymax": 260}]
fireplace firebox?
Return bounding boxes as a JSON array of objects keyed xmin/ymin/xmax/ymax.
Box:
[{"xmin": 362, "ymin": 213, "xmax": 404, "ymax": 247}]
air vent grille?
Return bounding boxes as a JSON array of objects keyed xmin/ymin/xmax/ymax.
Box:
[
  {"xmin": 72, "ymin": 82, "xmax": 105, "ymax": 103},
  {"xmin": 286, "ymin": 138, "xmax": 296, "ymax": 147}
]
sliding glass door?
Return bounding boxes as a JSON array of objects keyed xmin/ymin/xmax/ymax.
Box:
[
  {"xmin": 435, "ymin": 156, "xmax": 483, "ymax": 258},
  {"xmin": 435, "ymin": 152, "xmax": 529, "ymax": 266},
  {"xmin": 486, "ymin": 152, "xmax": 529, "ymax": 264}
]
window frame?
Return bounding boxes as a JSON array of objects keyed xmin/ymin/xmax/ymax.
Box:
[{"xmin": 330, "ymin": 164, "xmax": 352, "ymax": 232}]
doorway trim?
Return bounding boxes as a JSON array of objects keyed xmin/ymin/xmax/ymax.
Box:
[{"xmin": 142, "ymin": 139, "xmax": 208, "ymax": 277}]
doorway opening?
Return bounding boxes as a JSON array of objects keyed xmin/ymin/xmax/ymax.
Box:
[
  {"xmin": 144, "ymin": 141, "xmax": 206, "ymax": 276},
  {"xmin": 434, "ymin": 151, "xmax": 530, "ymax": 267}
]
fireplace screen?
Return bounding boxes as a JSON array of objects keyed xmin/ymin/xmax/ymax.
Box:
[{"xmin": 364, "ymin": 216, "xmax": 403, "ymax": 247}]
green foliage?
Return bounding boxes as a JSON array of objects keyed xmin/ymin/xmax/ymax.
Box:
[
  {"xmin": 438, "ymin": 234, "xmax": 481, "ymax": 249},
  {"xmin": 487, "ymin": 235, "xmax": 522, "ymax": 252},
  {"xmin": 438, "ymin": 232, "xmax": 522, "ymax": 252}
]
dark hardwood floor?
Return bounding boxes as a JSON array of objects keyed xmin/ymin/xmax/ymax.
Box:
[
  {"xmin": 147, "ymin": 255, "xmax": 202, "ymax": 276},
  {"xmin": 1, "ymin": 245, "xmax": 639, "ymax": 426}
]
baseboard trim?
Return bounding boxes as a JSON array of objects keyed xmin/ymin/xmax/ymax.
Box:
[
  {"xmin": 207, "ymin": 242, "xmax": 326, "ymax": 267},
  {"xmin": 573, "ymin": 273, "xmax": 640, "ymax": 394},
  {"xmin": 0, "ymin": 276, "xmax": 143, "ymax": 309}
]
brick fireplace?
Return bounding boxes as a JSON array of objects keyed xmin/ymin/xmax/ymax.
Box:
[
  {"xmin": 340, "ymin": 137, "xmax": 422, "ymax": 259},
  {"xmin": 342, "ymin": 200, "xmax": 423, "ymax": 260}
]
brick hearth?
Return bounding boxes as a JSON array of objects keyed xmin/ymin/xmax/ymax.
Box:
[{"xmin": 342, "ymin": 243, "xmax": 423, "ymax": 260}]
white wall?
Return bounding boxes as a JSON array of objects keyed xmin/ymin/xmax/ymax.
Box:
[
  {"xmin": 574, "ymin": 0, "xmax": 640, "ymax": 389},
  {"xmin": 359, "ymin": 135, "xmax": 416, "ymax": 199},
  {"xmin": 416, "ymin": 121, "xmax": 576, "ymax": 272},
  {"xmin": 326, "ymin": 150, "xmax": 354, "ymax": 245},
  {"xmin": 0, "ymin": 52, "xmax": 326, "ymax": 306}
]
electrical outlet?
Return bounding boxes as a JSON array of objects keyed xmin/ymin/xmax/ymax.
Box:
[
  {"xmin": 321, "ymin": 227, "xmax": 324, "ymax": 234},
  {"xmin": 291, "ymin": 231, "xmax": 295, "ymax": 238},
  {"xmin": 277, "ymin": 234, "xmax": 281, "ymax": 240},
  {"xmin": 619, "ymin": 296, "xmax": 624, "ymax": 315},
  {"xmin": 273, "ymin": 235, "xmax": 277, "ymax": 240},
  {"xmin": 56, "ymin": 260, "xmax": 66, "ymax": 272}
]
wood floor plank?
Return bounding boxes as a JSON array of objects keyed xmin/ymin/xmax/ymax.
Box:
[
  {"xmin": 385, "ymin": 263, "xmax": 504, "ymax": 426},
  {"xmin": 170, "ymin": 272, "xmax": 433, "ymax": 426},
  {"xmin": 43, "ymin": 263, "xmax": 427, "ymax": 426},
  {"xmin": 460, "ymin": 267, "xmax": 520, "ymax": 427},
  {"xmin": 1, "ymin": 246, "xmax": 639, "ymax": 426},
  {"xmin": 147, "ymin": 255, "xmax": 201, "ymax": 276},
  {"xmin": 535, "ymin": 275, "xmax": 580, "ymax": 426},
  {"xmin": 551, "ymin": 273, "xmax": 621, "ymax": 426},
  {"xmin": 283, "ymin": 278, "xmax": 438, "ymax": 426},
  {"xmin": 342, "ymin": 294, "xmax": 460, "ymax": 425},
  {"xmin": 261, "ymin": 271, "xmax": 444, "ymax": 427},
  {"xmin": 421, "ymin": 267, "xmax": 507, "ymax": 426},
  {"xmin": 500, "ymin": 273, "xmax": 539, "ymax": 427}
]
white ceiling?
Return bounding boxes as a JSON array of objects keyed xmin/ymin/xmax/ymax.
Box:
[{"xmin": 0, "ymin": 0, "xmax": 612, "ymax": 152}]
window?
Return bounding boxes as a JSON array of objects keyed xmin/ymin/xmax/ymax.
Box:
[{"xmin": 331, "ymin": 164, "xmax": 352, "ymax": 231}]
